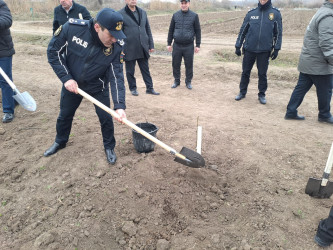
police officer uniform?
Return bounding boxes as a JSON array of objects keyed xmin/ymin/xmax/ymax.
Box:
[
  {"xmin": 45, "ymin": 8, "xmax": 126, "ymax": 164},
  {"xmin": 235, "ymin": 0, "xmax": 282, "ymax": 104}
]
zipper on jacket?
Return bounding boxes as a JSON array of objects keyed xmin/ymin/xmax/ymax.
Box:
[
  {"xmin": 257, "ymin": 10, "xmax": 264, "ymax": 50},
  {"xmin": 182, "ymin": 12, "xmax": 184, "ymax": 38}
]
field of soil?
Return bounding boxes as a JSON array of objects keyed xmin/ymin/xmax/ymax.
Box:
[{"xmin": 1, "ymin": 8, "xmax": 333, "ymax": 250}]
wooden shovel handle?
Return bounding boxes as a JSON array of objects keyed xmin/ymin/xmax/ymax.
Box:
[
  {"xmin": 77, "ymin": 88, "xmax": 187, "ymax": 161},
  {"xmin": 0, "ymin": 67, "xmax": 17, "ymax": 90},
  {"xmin": 322, "ymin": 142, "xmax": 333, "ymax": 186}
]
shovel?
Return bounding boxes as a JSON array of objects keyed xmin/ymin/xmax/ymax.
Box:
[
  {"xmin": 78, "ymin": 88, "xmax": 205, "ymax": 168},
  {"xmin": 305, "ymin": 142, "xmax": 333, "ymax": 199},
  {"xmin": 0, "ymin": 67, "xmax": 36, "ymax": 112}
]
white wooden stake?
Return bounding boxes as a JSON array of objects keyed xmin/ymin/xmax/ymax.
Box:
[{"xmin": 197, "ymin": 126, "xmax": 202, "ymax": 154}]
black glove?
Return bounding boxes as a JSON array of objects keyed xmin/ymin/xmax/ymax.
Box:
[
  {"xmin": 271, "ymin": 49, "xmax": 279, "ymax": 60},
  {"xmin": 235, "ymin": 47, "xmax": 241, "ymax": 56}
]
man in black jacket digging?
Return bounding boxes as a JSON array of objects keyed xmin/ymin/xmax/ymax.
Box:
[
  {"xmin": 45, "ymin": 8, "xmax": 127, "ymax": 165},
  {"xmin": 167, "ymin": 0, "xmax": 201, "ymax": 90},
  {"xmin": 53, "ymin": 0, "xmax": 91, "ymax": 34},
  {"xmin": 119, "ymin": 0, "xmax": 159, "ymax": 96}
]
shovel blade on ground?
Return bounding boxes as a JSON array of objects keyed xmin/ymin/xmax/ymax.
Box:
[
  {"xmin": 14, "ymin": 91, "xmax": 36, "ymax": 112},
  {"xmin": 174, "ymin": 147, "xmax": 205, "ymax": 168},
  {"xmin": 305, "ymin": 177, "xmax": 333, "ymax": 199}
]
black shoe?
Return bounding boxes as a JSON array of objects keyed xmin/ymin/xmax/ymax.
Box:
[
  {"xmin": 235, "ymin": 93, "xmax": 245, "ymax": 101},
  {"xmin": 284, "ymin": 114, "xmax": 305, "ymax": 120},
  {"xmin": 171, "ymin": 82, "xmax": 180, "ymax": 88},
  {"xmin": 318, "ymin": 116, "xmax": 333, "ymax": 124},
  {"xmin": 258, "ymin": 96, "xmax": 266, "ymax": 105},
  {"xmin": 105, "ymin": 148, "xmax": 117, "ymax": 164},
  {"xmin": 186, "ymin": 83, "xmax": 193, "ymax": 90},
  {"xmin": 130, "ymin": 90, "xmax": 139, "ymax": 96},
  {"xmin": 314, "ymin": 235, "xmax": 332, "ymax": 247},
  {"xmin": 43, "ymin": 142, "xmax": 66, "ymax": 157},
  {"xmin": 146, "ymin": 89, "xmax": 160, "ymax": 95},
  {"xmin": 2, "ymin": 113, "xmax": 14, "ymax": 123}
]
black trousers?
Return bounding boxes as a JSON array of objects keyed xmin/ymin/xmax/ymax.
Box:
[
  {"xmin": 286, "ymin": 73, "xmax": 333, "ymax": 119},
  {"xmin": 55, "ymin": 86, "xmax": 116, "ymax": 149},
  {"xmin": 239, "ymin": 51, "xmax": 270, "ymax": 97},
  {"xmin": 125, "ymin": 58, "xmax": 153, "ymax": 91},
  {"xmin": 172, "ymin": 43, "xmax": 194, "ymax": 84},
  {"xmin": 317, "ymin": 206, "xmax": 333, "ymax": 244}
]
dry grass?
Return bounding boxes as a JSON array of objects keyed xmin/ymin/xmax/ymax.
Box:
[{"xmin": 7, "ymin": 0, "xmax": 58, "ymax": 19}]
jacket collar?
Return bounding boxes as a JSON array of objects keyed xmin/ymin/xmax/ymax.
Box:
[{"xmin": 125, "ymin": 5, "xmax": 141, "ymax": 25}]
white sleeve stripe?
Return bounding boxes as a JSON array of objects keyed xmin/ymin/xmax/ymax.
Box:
[
  {"xmin": 110, "ymin": 63, "xmax": 120, "ymax": 104},
  {"xmin": 57, "ymin": 41, "xmax": 69, "ymax": 74},
  {"xmin": 98, "ymin": 78, "xmax": 105, "ymax": 89}
]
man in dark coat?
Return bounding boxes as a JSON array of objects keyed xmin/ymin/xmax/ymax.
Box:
[
  {"xmin": 0, "ymin": 0, "xmax": 15, "ymax": 123},
  {"xmin": 53, "ymin": 0, "xmax": 91, "ymax": 34},
  {"xmin": 167, "ymin": 0, "xmax": 201, "ymax": 90},
  {"xmin": 234, "ymin": 0, "xmax": 282, "ymax": 104},
  {"xmin": 119, "ymin": 0, "xmax": 159, "ymax": 96}
]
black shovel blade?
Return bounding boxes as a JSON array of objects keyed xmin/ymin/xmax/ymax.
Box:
[
  {"xmin": 174, "ymin": 147, "xmax": 205, "ymax": 168},
  {"xmin": 305, "ymin": 177, "xmax": 333, "ymax": 199}
]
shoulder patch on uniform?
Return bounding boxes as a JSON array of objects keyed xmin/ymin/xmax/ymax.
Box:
[
  {"xmin": 269, "ymin": 13, "xmax": 274, "ymax": 20},
  {"xmin": 248, "ymin": 7, "xmax": 257, "ymax": 12},
  {"xmin": 68, "ymin": 18, "xmax": 88, "ymax": 26},
  {"xmin": 54, "ymin": 25, "xmax": 62, "ymax": 36},
  {"xmin": 120, "ymin": 51, "xmax": 125, "ymax": 64}
]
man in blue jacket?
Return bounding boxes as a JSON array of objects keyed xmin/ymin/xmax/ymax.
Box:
[
  {"xmin": 235, "ymin": 0, "xmax": 282, "ymax": 104},
  {"xmin": 53, "ymin": 0, "xmax": 91, "ymax": 34},
  {"xmin": 0, "ymin": 0, "xmax": 15, "ymax": 123},
  {"xmin": 45, "ymin": 8, "xmax": 127, "ymax": 165}
]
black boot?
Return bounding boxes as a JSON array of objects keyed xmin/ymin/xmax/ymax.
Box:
[
  {"xmin": 44, "ymin": 142, "xmax": 66, "ymax": 157},
  {"xmin": 105, "ymin": 148, "xmax": 117, "ymax": 164}
]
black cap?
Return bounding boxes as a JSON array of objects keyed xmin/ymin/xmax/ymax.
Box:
[
  {"xmin": 96, "ymin": 8, "xmax": 126, "ymax": 40},
  {"xmin": 180, "ymin": 0, "xmax": 190, "ymax": 2}
]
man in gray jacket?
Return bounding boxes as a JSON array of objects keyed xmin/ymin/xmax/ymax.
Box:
[
  {"xmin": 119, "ymin": 0, "xmax": 159, "ymax": 96},
  {"xmin": 285, "ymin": 0, "xmax": 333, "ymax": 124}
]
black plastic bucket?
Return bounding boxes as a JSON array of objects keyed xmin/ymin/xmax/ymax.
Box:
[{"xmin": 132, "ymin": 123, "xmax": 158, "ymax": 153}]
